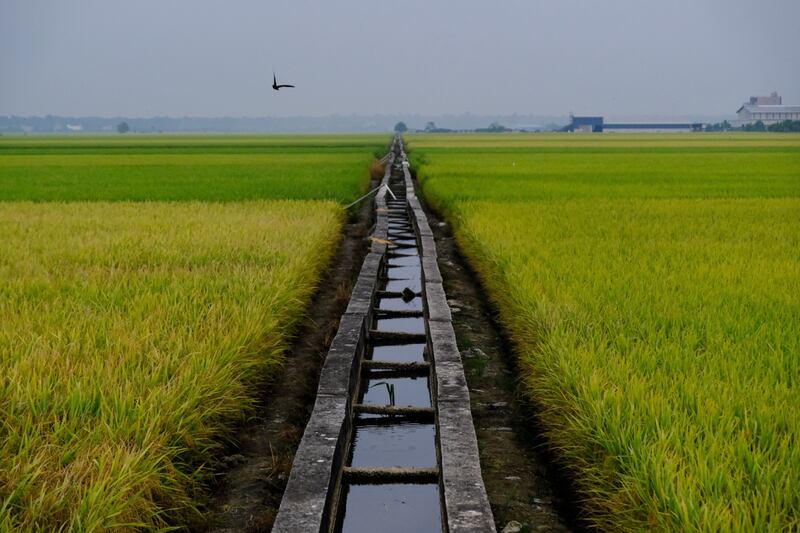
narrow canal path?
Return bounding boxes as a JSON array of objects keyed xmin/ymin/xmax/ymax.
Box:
[{"xmin": 273, "ymin": 138, "xmax": 494, "ymax": 532}]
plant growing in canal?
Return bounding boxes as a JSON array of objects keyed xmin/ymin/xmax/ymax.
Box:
[{"xmin": 370, "ymin": 382, "xmax": 396, "ymax": 406}]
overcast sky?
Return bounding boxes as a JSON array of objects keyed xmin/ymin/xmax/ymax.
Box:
[{"xmin": 1, "ymin": 0, "xmax": 798, "ymax": 118}]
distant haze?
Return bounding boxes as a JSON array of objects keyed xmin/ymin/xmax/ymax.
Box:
[{"xmin": 1, "ymin": 0, "xmax": 798, "ymax": 119}]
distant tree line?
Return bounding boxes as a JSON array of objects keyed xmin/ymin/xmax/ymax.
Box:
[
  {"xmin": 704, "ymin": 120, "xmax": 733, "ymax": 132},
  {"xmin": 705, "ymin": 119, "xmax": 800, "ymax": 133},
  {"xmin": 424, "ymin": 121, "xmax": 454, "ymax": 133},
  {"xmin": 764, "ymin": 120, "xmax": 800, "ymax": 132},
  {"xmin": 474, "ymin": 122, "xmax": 511, "ymax": 133},
  {"xmin": 403, "ymin": 121, "xmax": 512, "ymax": 133}
]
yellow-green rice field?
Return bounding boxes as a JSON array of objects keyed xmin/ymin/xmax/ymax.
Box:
[{"xmin": 410, "ymin": 133, "xmax": 800, "ymax": 532}]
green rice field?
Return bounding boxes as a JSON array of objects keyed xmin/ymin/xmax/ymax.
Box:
[
  {"xmin": 410, "ymin": 133, "xmax": 800, "ymax": 531},
  {"xmin": 0, "ymin": 135, "xmax": 384, "ymax": 530},
  {"xmin": 0, "ymin": 135, "xmax": 383, "ymax": 202}
]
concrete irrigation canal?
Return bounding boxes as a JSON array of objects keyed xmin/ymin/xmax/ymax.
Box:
[{"xmin": 272, "ymin": 137, "xmax": 495, "ymax": 532}]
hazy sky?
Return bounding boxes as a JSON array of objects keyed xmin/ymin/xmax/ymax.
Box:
[{"xmin": 2, "ymin": 0, "xmax": 798, "ymax": 118}]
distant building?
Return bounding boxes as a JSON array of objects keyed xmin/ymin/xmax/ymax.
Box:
[
  {"xmin": 735, "ymin": 92, "xmax": 800, "ymax": 125},
  {"xmin": 749, "ymin": 92, "xmax": 782, "ymax": 105},
  {"xmin": 568, "ymin": 115, "xmax": 702, "ymax": 133},
  {"xmin": 569, "ymin": 115, "xmax": 604, "ymax": 132}
]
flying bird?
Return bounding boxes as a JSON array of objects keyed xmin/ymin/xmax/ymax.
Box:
[{"xmin": 272, "ymin": 71, "xmax": 295, "ymax": 91}]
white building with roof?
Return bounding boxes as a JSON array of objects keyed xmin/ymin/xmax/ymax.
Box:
[{"xmin": 735, "ymin": 92, "xmax": 800, "ymax": 126}]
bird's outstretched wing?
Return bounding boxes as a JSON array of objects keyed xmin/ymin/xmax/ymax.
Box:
[
  {"xmin": 276, "ymin": 84, "xmax": 295, "ymax": 89},
  {"xmin": 273, "ymin": 71, "xmax": 277, "ymax": 85}
]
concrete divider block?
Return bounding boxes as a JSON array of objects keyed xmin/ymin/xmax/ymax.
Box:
[
  {"xmin": 434, "ymin": 360, "xmax": 471, "ymax": 404},
  {"xmin": 418, "ymin": 223, "xmax": 434, "ymax": 236},
  {"xmin": 272, "ymin": 394, "xmax": 349, "ymax": 533},
  {"xmin": 372, "ymin": 218, "xmax": 388, "ymax": 240},
  {"xmin": 422, "ymin": 255, "xmax": 443, "ymax": 283},
  {"xmin": 414, "ymin": 207, "xmax": 430, "ymax": 227},
  {"xmin": 438, "ymin": 404, "xmax": 496, "ymax": 533},
  {"xmin": 316, "ymin": 313, "xmax": 364, "ymax": 396},
  {"xmin": 420, "ymin": 235, "xmax": 437, "ymax": 257},
  {"xmin": 357, "ymin": 251, "xmax": 382, "ymax": 279},
  {"xmin": 344, "ymin": 252, "xmax": 382, "ymax": 314},
  {"xmin": 417, "ymin": 224, "xmax": 434, "ymax": 237},
  {"xmin": 425, "ymin": 282, "xmax": 452, "ymax": 322},
  {"xmin": 428, "ymin": 320, "xmax": 461, "ymax": 364}
]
